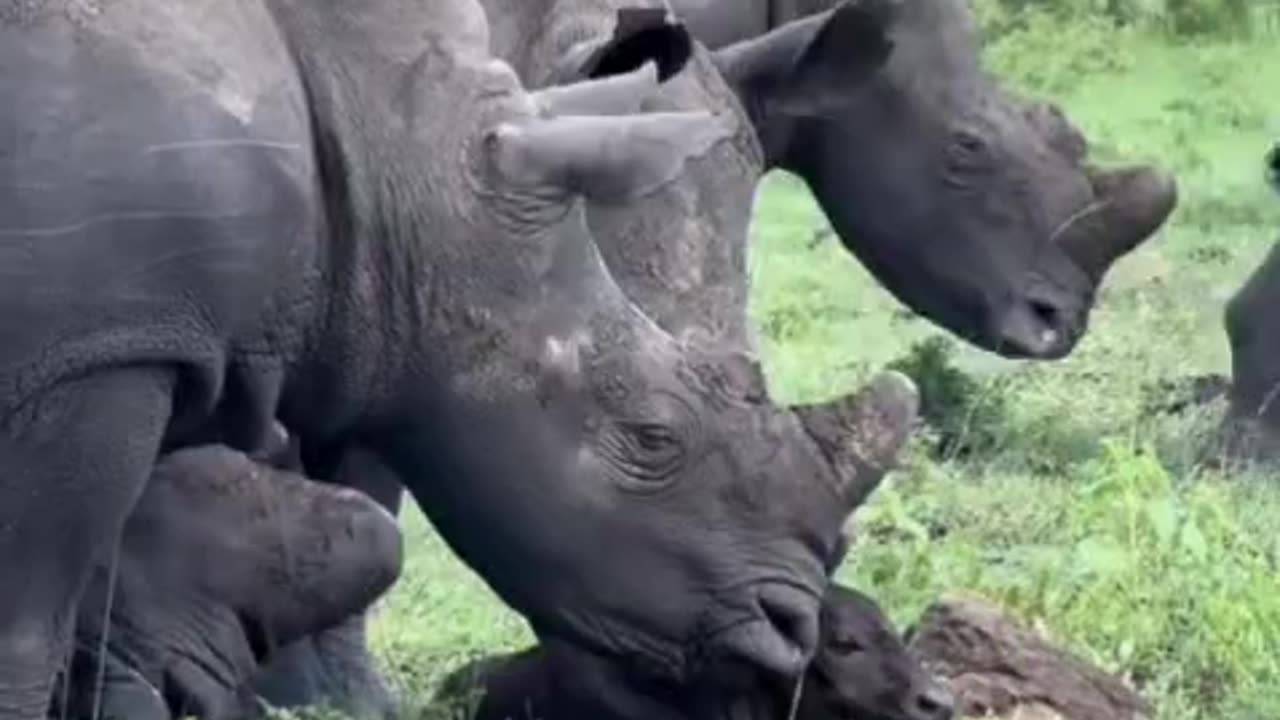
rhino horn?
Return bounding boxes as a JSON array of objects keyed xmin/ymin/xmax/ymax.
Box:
[
  {"xmin": 487, "ymin": 111, "xmax": 734, "ymax": 204},
  {"xmin": 530, "ymin": 61, "xmax": 660, "ymax": 118},
  {"xmin": 791, "ymin": 370, "xmax": 919, "ymax": 509},
  {"xmin": 1056, "ymin": 165, "xmax": 1178, "ymax": 282}
]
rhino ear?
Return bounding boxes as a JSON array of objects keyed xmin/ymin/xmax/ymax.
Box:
[
  {"xmin": 549, "ymin": 7, "xmax": 694, "ymax": 85},
  {"xmin": 485, "ymin": 111, "xmax": 734, "ymax": 203},
  {"xmin": 791, "ymin": 370, "xmax": 919, "ymax": 509},
  {"xmin": 530, "ymin": 61, "xmax": 660, "ymax": 117},
  {"xmin": 712, "ymin": 0, "xmax": 896, "ymax": 116}
]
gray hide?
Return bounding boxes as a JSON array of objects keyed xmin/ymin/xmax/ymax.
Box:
[
  {"xmin": 49, "ymin": 445, "xmax": 402, "ymax": 720},
  {"xmin": 0, "ymin": 0, "xmax": 906, "ymax": 717}
]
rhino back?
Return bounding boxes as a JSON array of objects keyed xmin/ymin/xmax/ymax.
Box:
[
  {"xmin": 0, "ymin": 2, "xmax": 320, "ymax": 423},
  {"xmin": 480, "ymin": 0, "xmax": 767, "ymax": 350}
]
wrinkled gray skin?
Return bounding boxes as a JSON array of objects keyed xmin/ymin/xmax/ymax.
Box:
[
  {"xmin": 47, "ymin": 445, "xmax": 402, "ymax": 720},
  {"xmin": 0, "ymin": 1, "xmax": 905, "ymax": 716},
  {"xmin": 262, "ymin": 0, "xmax": 1180, "ymax": 709},
  {"xmin": 435, "ymin": 583, "xmax": 953, "ymax": 720},
  {"xmin": 252, "ymin": 4, "xmax": 898, "ymax": 713},
  {"xmin": 1213, "ymin": 143, "xmax": 1280, "ymax": 464}
]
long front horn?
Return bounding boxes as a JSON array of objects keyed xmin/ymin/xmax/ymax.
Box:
[
  {"xmin": 792, "ymin": 370, "xmax": 920, "ymax": 509},
  {"xmin": 1056, "ymin": 165, "xmax": 1178, "ymax": 281}
]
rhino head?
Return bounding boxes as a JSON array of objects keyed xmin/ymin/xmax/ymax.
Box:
[
  {"xmin": 711, "ymin": 0, "xmax": 1178, "ymax": 359},
  {"xmin": 319, "ymin": 3, "xmax": 916, "ymax": 685}
]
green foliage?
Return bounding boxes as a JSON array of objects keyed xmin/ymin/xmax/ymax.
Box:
[
  {"xmin": 972, "ymin": 0, "xmax": 1275, "ymax": 39},
  {"xmin": 887, "ymin": 336, "xmax": 1012, "ymax": 459},
  {"xmin": 842, "ymin": 441, "xmax": 1280, "ymax": 716}
]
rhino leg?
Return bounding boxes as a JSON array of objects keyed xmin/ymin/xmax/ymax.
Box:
[
  {"xmin": 49, "ymin": 647, "xmax": 171, "ymax": 720},
  {"xmin": 0, "ymin": 368, "xmax": 172, "ymax": 720},
  {"xmin": 253, "ymin": 447, "xmax": 403, "ymax": 719},
  {"xmin": 1214, "ymin": 239, "xmax": 1280, "ymax": 465}
]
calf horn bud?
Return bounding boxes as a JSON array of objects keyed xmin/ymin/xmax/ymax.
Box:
[
  {"xmin": 1057, "ymin": 165, "xmax": 1178, "ymax": 281},
  {"xmin": 792, "ymin": 370, "xmax": 919, "ymax": 508}
]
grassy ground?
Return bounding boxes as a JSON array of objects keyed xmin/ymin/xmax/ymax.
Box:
[{"xmin": 319, "ymin": 18, "xmax": 1280, "ymax": 720}]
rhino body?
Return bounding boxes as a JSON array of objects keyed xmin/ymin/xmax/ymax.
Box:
[
  {"xmin": 0, "ymin": 1, "xmax": 906, "ymax": 716},
  {"xmin": 1215, "ymin": 144, "xmax": 1280, "ymax": 463}
]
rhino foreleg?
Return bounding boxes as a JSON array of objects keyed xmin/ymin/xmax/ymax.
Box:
[
  {"xmin": 1215, "ymin": 239, "xmax": 1280, "ymax": 465},
  {"xmin": 0, "ymin": 367, "xmax": 173, "ymax": 720}
]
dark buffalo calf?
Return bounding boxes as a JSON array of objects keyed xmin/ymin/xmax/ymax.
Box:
[
  {"xmin": 47, "ymin": 446, "xmax": 403, "ymax": 720},
  {"xmin": 439, "ymin": 583, "xmax": 954, "ymax": 720}
]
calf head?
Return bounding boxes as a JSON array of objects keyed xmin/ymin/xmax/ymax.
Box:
[
  {"xmin": 334, "ymin": 4, "xmax": 918, "ymax": 685},
  {"xmin": 52, "ymin": 446, "xmax": 403, "ymax": 720},
  {"xmin": 797, "ymin": 585, "xmax": 954, "ymax": 720},
  {"xmin": 712, "ymin": 0, "xmax": 1177, "ymax": 359}
]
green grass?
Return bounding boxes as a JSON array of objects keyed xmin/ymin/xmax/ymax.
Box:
[{"xmin": 293, "ymin": 18, "xmax": 1280, "ymax": 720}]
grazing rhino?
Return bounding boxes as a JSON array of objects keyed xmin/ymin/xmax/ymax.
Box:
[
  {"xmin": 259, "ymin": 0, "xmax": 1181, "ymax": 708},
  {"xmin": 49, "ymin": 445, "xmax": 403, "ymax": 720},
  {"xmin": 436, "ymin": 583, "xmax": 954, "ymax": 720},
  {"xmin": 1213, "ymin": 142, "xmax": 1280, "ymax": 463},
  {"xmin": 0, "ymin": 0, "xmax": 906, "ymax": 715}
]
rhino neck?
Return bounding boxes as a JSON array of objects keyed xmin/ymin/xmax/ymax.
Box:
[{"xmin": 267, "ymin": 0, "xmax": 546, "ymax": 439}]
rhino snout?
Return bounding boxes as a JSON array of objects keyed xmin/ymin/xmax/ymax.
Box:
[{"xmin": 707, "ymin": 582, "xmax": 822, "ymax": 680}]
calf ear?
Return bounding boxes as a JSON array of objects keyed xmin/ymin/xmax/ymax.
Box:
[
  {"xmin": 711, "ymin": 0, "xmax": 896, "ymax": 116},
  {"xmin": 486, "ymin": 111, "xmax": 734, "ymax": 203},
  {"xmin": 549, "ymin": 7, "xmax": 694, "ymax": 84}
]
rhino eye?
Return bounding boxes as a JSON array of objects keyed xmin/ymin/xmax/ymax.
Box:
[{"xmin": 603, "ymin": 420, "xmax": 687, "ymax": 488}]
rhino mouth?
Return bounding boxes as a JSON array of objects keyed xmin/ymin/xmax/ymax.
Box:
[{"xmin": 997, "ymin": 163, "xmax": 1177, "ymax": 360}]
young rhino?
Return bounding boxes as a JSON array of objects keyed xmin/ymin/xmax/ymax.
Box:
[
  {"xmin": 47, "ymin": 446, "xmax": 403, "ymax": 720},
  {"xmin": 438, "ymin": 583, "xmax": 954, "ymax": 720}
]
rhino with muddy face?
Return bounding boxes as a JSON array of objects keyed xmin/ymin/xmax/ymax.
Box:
[
  {"xmin": 0, "ymin": 0, "xmax": 906, "ymax": 716},
  {"xmin": 436, "ymin": 582, "xmax": 953, "ymax": 720},
  {"xmin": 50, "ymin": 445, "xmax": 403, "ymax": 720}
]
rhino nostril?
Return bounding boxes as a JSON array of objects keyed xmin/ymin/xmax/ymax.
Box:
[
  {"xmin": 757, "ymin": 586, "xmax": 821, "ymax": 666},
  {"xmin": 1029, "ymin": 298, "xmax": 1061, "ymax": 330}
]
